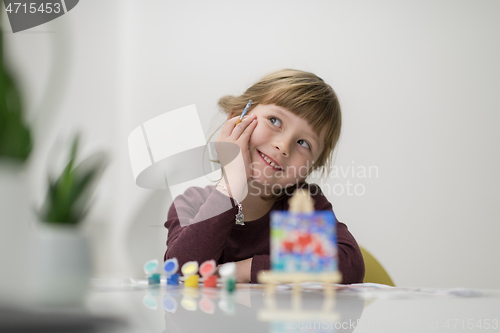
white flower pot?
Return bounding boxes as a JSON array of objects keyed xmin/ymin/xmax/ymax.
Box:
[
  {"xmin": 0, "ymin": 161, "xmax": 33, "ymax": 307},
  {"xmin": 31, "ymin": 224, "xmax": 92, "ymax": 307}
]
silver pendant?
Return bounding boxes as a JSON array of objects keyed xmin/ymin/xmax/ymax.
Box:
[{"xmin": 235, "ymin": 203, "xmax": 245, "ymax": 225}]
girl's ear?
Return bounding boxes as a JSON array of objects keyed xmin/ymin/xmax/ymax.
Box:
[{"xmin": 227, "ymin": 111, "xmax": 236, "ymax": 120}]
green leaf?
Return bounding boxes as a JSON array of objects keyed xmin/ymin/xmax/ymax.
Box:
[
  {"xmin": 39, "ymin": 135, "xmax": 108, "ymax": 225},
  {"xmin": 0, "ymin": 26, "xmax": 32, "ymax": 162}
]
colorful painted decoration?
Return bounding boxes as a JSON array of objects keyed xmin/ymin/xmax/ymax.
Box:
[{"xmin": 270, "ymin": 210, "xmax": 337, "ymax": 273}]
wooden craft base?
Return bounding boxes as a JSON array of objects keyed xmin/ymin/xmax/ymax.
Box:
[
  {"xmin": 258, "ymin": 271, "xmax": 342, "ymax": 284},
  {"xmin": 257, "ymin": 271, "xmax": 342, "ymax": 295}
]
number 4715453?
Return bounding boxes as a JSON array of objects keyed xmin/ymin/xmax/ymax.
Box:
[{"xmin": 5, "ymin": 2, "xmax": 62, "ymax": 14}]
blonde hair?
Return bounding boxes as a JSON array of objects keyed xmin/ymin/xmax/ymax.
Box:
[{"xmin": 207, "ymin": 69, "xmax": 341, "ymax": 200}]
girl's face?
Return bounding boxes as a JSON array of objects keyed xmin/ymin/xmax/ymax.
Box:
[{"xmin": 245, "ymin": 104, "xmax": 325, "ymax": 190}]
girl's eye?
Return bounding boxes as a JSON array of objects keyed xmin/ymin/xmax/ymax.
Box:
[
  {"xmin": 269, "ymin": 117, "xmax": 281, "ymax": 127},
  {"xmin": 298, "ymin": 139, "xmax": 311, "ymax": 150},
  {"xmin": 269, "ymin": 117, "xmax": 282, "ymax": 128}
]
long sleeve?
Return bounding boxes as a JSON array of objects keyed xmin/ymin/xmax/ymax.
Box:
[
  {"xmin": 250, "ymin": 255, "xmax": 270, "ymax": 284},
  {"xmin": 164, "ymin": 186, "xmax": 238, "ymax": 271}
]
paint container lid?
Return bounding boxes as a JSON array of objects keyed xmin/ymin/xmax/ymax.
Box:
[
  {"xmin": 181, "ymin": 261, "xmax": 199, "ymax": 277},
  {"xmin": 164, "ymin": 258, "xmax": 179, "ymax": 275},
  {"xmin": 144, "ymin": 259, "xmax": 159, "ymax": 276},
  {"xmin": 218, "ymin": 262, "xmax": 236, "ymax": 278},
  {"xmin": 199, "ymin": 259, "xmax": 216, "ymax": 278}
]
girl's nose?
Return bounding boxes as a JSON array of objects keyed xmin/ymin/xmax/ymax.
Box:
[
  {"xmin": 274, "ymin": 142, "xmax": 290, "ymax": 157},
  {"xmin": 273, "ymin": 132, "xmax": 293, "ymax": 157}
]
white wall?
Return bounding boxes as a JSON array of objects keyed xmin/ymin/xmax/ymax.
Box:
[{"xmin": 3, "ymin": 0, "xmax": 500, "ymax": 288}]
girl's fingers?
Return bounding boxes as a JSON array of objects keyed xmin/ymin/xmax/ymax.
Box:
[
  {"xmin": 235, "ymin": 118, "xmax": 257, "ymax": 143},
  {"xmin": 220, "ymin": 116, "xmax": 241, "ymax": 138},
  {"xmin": 229, "ymin": 115, "xmax": 257, "ymax": 139}
]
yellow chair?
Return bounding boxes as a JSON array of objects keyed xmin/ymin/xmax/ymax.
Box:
[{"xmin": 359, "ymin": 246, "xmax": 395, "ymax": 286}]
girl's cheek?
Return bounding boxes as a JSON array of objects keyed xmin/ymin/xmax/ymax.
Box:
[
  {"xmin": 249, "ymin": 123, "xmax": 262, "ymax": 139},
  {"xmin": 248, "ymin": 128, "xmax": 258, "ymax": 145},
  {"xmin": 254, "ymin": 121, "xmax": 266, "ymax": 134}
]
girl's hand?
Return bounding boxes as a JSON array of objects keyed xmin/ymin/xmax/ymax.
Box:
[
  {"xmin": 215, "ymin": 113, "xmax": 257, "ymax": 201},
  {"xmin": 215, "ymin": 257, "xmax": 253, "ymax": 283},
  {"xmin": 234, "ymin": 257, "xmax": 253, "ymax": 283}
]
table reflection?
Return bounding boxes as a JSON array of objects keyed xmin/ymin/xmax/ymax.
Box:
[
  {"xmin": 135, "ymin": 284, "xmax": 365, "ymax": 333},
  {"xmin": 86, "ymin": 279, "xmax": 499, "ymax": 333}
]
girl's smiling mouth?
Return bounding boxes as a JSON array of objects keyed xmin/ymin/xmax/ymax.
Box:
[{"xmin": 257, "ymin": 150, "xmax": 283, "ymax": 171}]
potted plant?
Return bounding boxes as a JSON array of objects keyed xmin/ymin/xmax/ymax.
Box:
[{"xmin": 34, "ymin": 135, "xmax": 107, "ymax": 306}]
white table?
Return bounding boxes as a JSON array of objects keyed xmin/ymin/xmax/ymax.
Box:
[
  {"xmin": 1, "ymin": 280, "xmax": 498, "ymax": 332},
  {"xmin": 81, "ymin": 280, "xmax": 500, "ymax": 333}
]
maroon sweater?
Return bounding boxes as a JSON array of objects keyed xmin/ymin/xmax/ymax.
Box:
[{"xmin": 164, "ymin": 183, "xmax": 365, "ymax": 284}]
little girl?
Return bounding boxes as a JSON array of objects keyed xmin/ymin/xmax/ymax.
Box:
[{"xmin": 164, "ymin": 69, "xmax": 364, "ymax": 284}]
